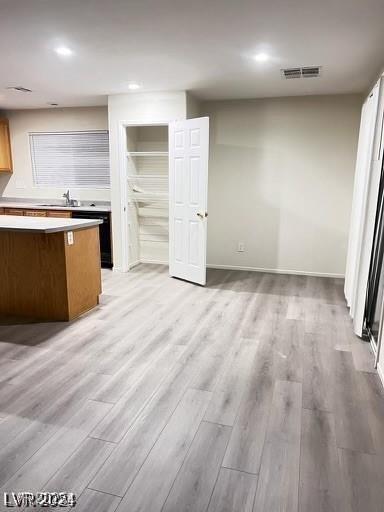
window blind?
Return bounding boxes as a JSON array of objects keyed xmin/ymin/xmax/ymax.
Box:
[{"xmin": 30, "ymin": 131, "xmax": 110, "ymax": 188}]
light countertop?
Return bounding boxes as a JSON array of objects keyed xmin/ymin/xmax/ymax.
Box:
[
  {"xmin": 0, "ymin": 200, "xmax": 111, "ymax": 212},
  {"xmin": 0, "ymin": 215, "xmax": 103, "ymax": 233}
]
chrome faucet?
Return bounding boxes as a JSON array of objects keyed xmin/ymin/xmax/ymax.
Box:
[{"xmin": 63, "ymin": 189, "xmax": 73, "ymax": 207}]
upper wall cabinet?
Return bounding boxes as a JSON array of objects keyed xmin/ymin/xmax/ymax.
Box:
[{"xmin": 0, "ymin": 119, "xmax": 13, "ymax": 172}]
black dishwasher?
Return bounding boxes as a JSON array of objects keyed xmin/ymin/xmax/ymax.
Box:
[{"xmin": 72, "ymin": 210, "xmax": 113, "ymax": 268}]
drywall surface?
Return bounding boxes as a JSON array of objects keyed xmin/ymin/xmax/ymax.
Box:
[
  {"xmin": 202, "ymin": 94, "xmax": 362, "ymax": 276},
  {"xmin": 0, "ymin": 107, "xmax": 109, "ymax": 201},
  {"xmin": 108, "ymin": 91, "xmax": 187, "ymax": 271},
  {"xmin": 186, "ymin": 92, "xmax": 201, "ymax": 119}
]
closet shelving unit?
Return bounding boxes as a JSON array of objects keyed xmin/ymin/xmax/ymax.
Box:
[
  {"xmin": 126, "ymin": 125, "xmax": 169, "ymax": 266},
  {"xmin": 128, "ymin": 151, "xmax": 168, "ymax": 156},
  {"xmin": 127, "ymin": 173, "xmax": 168, "ymax": 203}
]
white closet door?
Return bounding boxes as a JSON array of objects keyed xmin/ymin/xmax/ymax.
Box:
[
  {"xmin": 344, "ymin": 88, "xmax": 379, "ymax": 309},
  {"xmin": 344, "ymin": 76, "xmax": 384, "ymax": 336},
  {"xmin": 169, "ymin": 117, "xmax": 209, "ymax": 285},
  {"xmin": 353, "ymin": 83, "xmax": 384, "ymax": 336}
]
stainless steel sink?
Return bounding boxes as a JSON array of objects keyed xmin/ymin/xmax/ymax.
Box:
[{"xmin": 38, "ymin": 204, "xmax": 81, "ymax": 207}]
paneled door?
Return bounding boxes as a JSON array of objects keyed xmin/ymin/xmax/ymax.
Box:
[{"xmin": 169, "ymin": 117, "xmax": 209, "ymax": 285}]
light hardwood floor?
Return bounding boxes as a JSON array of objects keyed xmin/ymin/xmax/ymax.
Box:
[{"xmin": 0, "ymin": 265, "xmax": 384, "ymax": 511}]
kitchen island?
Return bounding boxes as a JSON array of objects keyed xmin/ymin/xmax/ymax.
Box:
[{"xmin": 0, "ymin": 215, "xmax": 103, "ymax": 321}]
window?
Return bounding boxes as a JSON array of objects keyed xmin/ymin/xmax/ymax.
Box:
[{"xmin": 30, "ymin": 131, "xmax": 110, "ymax": 188}]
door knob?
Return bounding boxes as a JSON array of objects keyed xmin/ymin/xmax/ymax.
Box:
[{"xmin": 197, "ymin": 212, "xmax": 208, "ymax": 218}]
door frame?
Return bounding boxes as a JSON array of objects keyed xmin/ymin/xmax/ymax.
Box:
[
  {"xmin": 116, "ymin": 119, "xmax": 172, "ymax": 272},
  {"xmin": 347, "ymin": 76, "xmax": 384, "ymax": 336}
]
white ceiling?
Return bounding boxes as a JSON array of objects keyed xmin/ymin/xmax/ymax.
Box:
[{"xmin": 1, "ymin": 0, "xmax": 383, "ymax": 109}]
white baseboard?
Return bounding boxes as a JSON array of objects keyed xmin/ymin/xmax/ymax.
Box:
[
  {"xmin": 129, "ymin": 260, "xmax": 141, "ymax": 269},
  {"xmin": 140, "ymin": 259, "xmax": 168, "ymax": 266},
  {"xmin": 206, "ymin": 263, "xmax": 344, "ymax": 279},
  {"xmin": 116, "ymin": 261, "xmax": 343, "ymax": 278},
  {"xmin": 113, "ymin": 263, "xmax": 139, "ymax": 272},
  {"xmin": 113, "ymin": 260, "xmax": 167, "ymax": 272}
]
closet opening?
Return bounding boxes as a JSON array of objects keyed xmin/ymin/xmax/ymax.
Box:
[
  {"xmin": 121, "ymin": 116, "xmax": 209, "ymax": 284},
  {"xmin": 126, "ymin": 124, "xmax": 169, "ymax": 268}
]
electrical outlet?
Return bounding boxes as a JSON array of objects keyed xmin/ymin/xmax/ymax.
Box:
[
  {"xmin": 67, "ymin": 231, "xmax": 74, "ymax": 245},
  {"xmin": 237, "ymin": 241, "xmax": 245, "ymax": 252}
]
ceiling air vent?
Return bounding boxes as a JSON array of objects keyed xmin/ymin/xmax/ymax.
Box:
[
  {"xmin": 281, "ymin": 66, "xmax": 322, "ymax": 79},
  {"xmin": 281, "ymin": 68, "xmax": 302, "ymax": 79},
  {"xmin": 302, "ymin": 66, "xmax": 321, "ymax": 78},
  {"xmin": 6, "ymin": 86, "xmax": 32, "ymax": 92}
]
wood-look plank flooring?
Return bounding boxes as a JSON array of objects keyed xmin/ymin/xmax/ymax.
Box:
[{"xmin": 0, "ymin": 265, "xmax": 384, "ymax": 511}]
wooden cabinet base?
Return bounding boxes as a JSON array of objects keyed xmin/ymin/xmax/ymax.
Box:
[{"xmin": 0, "ymin": 227, "xmax": 101, "ymax": 321}]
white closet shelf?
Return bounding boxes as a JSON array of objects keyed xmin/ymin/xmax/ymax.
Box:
[
  {"xmin": 127, "ymin": 174, "xmax": 168, "ymax": 180},
  {"xmin": 140, "ymin": 238, "xmax": 169, "ymax": 243},
  {"xmin": 126, "ymin": 151, "xmax": 168, "ymax": 157},
  {"xmin": 127, "ymin": 173, "xmax": 168, "ymax": 205},
  {"xmin": 128, "ymin": 192, "xmax": 169, "ymax": 203}
]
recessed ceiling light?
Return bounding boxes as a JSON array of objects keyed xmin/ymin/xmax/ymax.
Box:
[
  {"xmin": 254, "ymin": 53, "xmax": 269, "ymax": 62},
  {"xmin": 55, "ymin": 46, "xmax": 73, "ymax": 57},
  {"xmin": 127, "ymin": 83, "xmax": 141, "ymax": 90}
]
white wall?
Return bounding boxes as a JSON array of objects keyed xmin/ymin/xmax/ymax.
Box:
[
  {"xmin": 0, "ymin": 107, "xmax": 109, "ymax": 201},
  {"xmin": 202, "ymin": 94, "xmax": 362, "ymax": 277},
  {"xmin": 108, "ymin": 91, "xmax": 187, "ymax": 271},
  {"xmin": 186, "ymin": 92, "xmax": 201, "ymax": 119}
]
